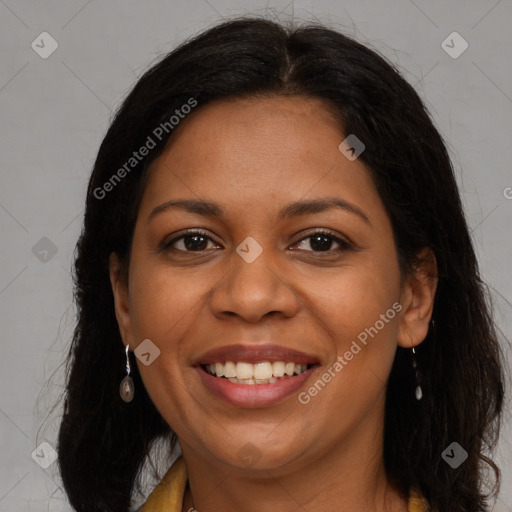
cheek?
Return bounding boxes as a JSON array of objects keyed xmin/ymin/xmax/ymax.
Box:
[
  {"xmin": 341, "ymin": 277, "xmax": 399, "ymax": 343},
  {"xmin": 296, "ymin": 273, "xmax": 400, "ymax": 432},
  {"xmin": 127, "ymin": 258, "xmax": 209, "ymax": 341},
  {"xmin": 305, "ymin": 263, "xmax": 400, "ymax": 342},
  {"xmin": 301, "ymin": 257, "xmax": 401, "ymax": 391},
  {"xmin": 127, "ymin": 259, "xmax": 202, "ymax": 426}
]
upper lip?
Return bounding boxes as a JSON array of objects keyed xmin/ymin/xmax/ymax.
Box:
[{"xmin": 194, "ymin": 344, "xmax": 319, "ymax": 365}]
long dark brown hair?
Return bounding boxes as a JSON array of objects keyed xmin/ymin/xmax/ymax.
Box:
[{"xmin": 57, "ymin": 17, "xmax": 505, "ymax": 511}]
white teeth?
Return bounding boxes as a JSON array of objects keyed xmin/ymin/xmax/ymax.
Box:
[
  {"xmin": 236, "ymin": 362, "xmax": 254, "ymax": 380},
  {"xmin": 224, "ymin": 361, "xmax": 236, "ymax": 378},
  {"xmin": 215, "ymin": 362, "xmax": 224, "ymax": 378},
  {"xmin": 272, "ymin": 361, "xmax": 285, "ymax": 377},
  {"xmin": 235, "ymin": 375, "xmax": 288, "ymax": 385},
  {"xmin": 206, "ymin": 361, "xmax": 310, "ymax": 381},
  {"xmin": 253, "ymin": 362, "xmax": 273, "ymax": 380},
  {"xmin": 285, "ymin": 362, "xmax": 295, "ymax": 376}
]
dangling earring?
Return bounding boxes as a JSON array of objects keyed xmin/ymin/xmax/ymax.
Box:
[
  {"xmin": 120, "ymin": 344, "xmax": 134, "ymax": 403},
  {"xmin": 411, "ymin": 347, "xmax": 422, "ymax": 401}
]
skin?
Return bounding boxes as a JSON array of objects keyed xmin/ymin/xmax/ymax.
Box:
[{"xmin": 110, "ymin": 95, "xmax": 437, "ymax": 511}]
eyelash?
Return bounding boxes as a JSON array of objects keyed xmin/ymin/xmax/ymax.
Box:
[{"xmin": 163, "ymin": 228, "xmax": 353, "ymax": 255}]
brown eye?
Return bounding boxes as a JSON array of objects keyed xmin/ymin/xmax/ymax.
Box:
[
  {"xmin": 164, "ymin": 230, "xmax": 221, "ymax": 252},
  {"xmin": 293, "ymin": 231, "xmax": 352, "ymax": 253}
]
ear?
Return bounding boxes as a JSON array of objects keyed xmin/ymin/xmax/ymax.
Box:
[
  {"xmin": 396, "ymin": 248, "xmax": 438, "ymax": 349},
  {"xmin": 109, "ymin": 253, "xmax": 134, "ymax": 349}
]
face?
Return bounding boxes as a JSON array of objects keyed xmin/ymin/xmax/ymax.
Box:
[{"xmin": 111, "ymin": 95, "xmax": 435, "ymax": 474}]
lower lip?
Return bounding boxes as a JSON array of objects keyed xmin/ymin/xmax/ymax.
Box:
[{"xmin": 195, "ymin": 366, "xmax": 316, "ymax": 408}]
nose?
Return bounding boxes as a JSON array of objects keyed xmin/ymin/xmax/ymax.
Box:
[{"xmin": 209, "ymin": 244, "xmax": 300, "ymax": 323}]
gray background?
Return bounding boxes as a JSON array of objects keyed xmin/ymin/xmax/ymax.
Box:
[{"xmin": 1, "ymin": 0, "xmax": 511, "ymax": 510}]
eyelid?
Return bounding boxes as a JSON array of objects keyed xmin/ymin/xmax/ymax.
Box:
[
  {"xmin": 162, "ymin": 228, "xmax": 222, "ymax": 250},
  {"xmin": 162, "ymin": 227, "xmax": 354, "ymax": 253},
  {"xmin": 291, "ymin": 228, "xmax": 353, "ymax": 250}
]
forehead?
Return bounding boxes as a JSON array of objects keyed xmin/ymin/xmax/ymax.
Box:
[{"xmin": 139, "ymin": 95, "xmax": 380, "ymax": 220}]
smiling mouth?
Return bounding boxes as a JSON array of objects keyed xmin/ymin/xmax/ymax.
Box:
[{"xmin": 201, "ymin": 361, "xmax": 312, "ymax": 385}]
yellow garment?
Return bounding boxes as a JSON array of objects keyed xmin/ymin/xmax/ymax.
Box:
[{"xmin": 142, "ymin": 456, "xmax": 429, "ymax": 511}]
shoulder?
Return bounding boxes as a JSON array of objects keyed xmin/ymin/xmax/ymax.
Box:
[
  {"xmin": 139, "ymin": 457, "xmax": 187, "ymax": 512},
  {"xmin": 408, "ymin": 487, "xmax": 430, "ymax": 512}
]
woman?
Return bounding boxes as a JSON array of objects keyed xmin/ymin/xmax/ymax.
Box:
[{"xmin": 57, "ymin": 17, "xmax": 505, "ymax": 512}]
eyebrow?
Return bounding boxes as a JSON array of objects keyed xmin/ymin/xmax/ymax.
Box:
[{"xmin": 148, "ymin": 197, "xmax": 371, "ymax": 225}]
